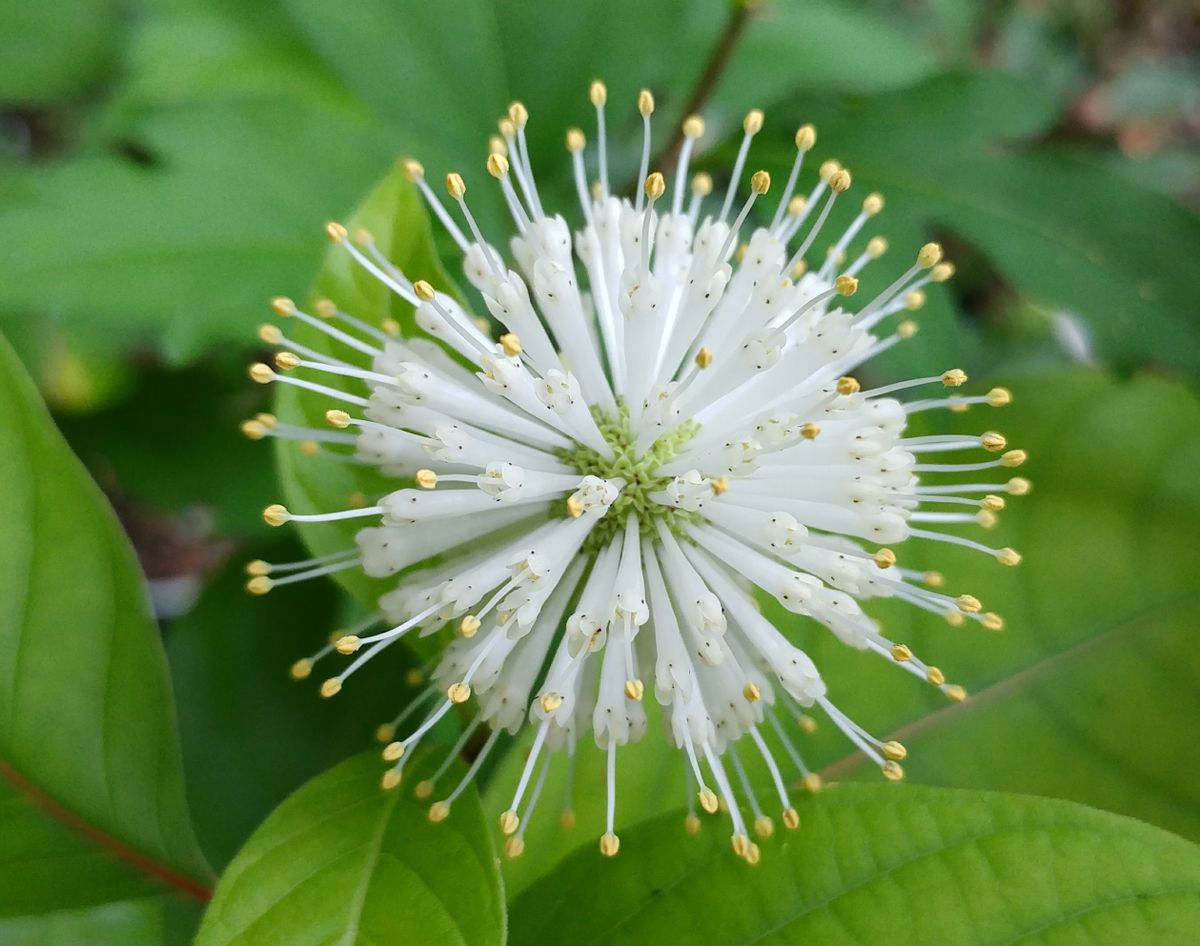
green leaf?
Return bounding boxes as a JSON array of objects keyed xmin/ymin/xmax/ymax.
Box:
[
  {"xmin": 509, "ymin": 785, "xmax": 1200, "ymax": 945},
  {"xmin": 194, "ymin": 752, "xmax": 505, "ymax": 946},
  {"xmin": 755, "ymin": 71, "xmax": 1200, "ymax": 378},
  {"xmin": 0, "ymin": 898, "xmax": 164, "ymax": 946},
  {"xmin": 0, "ymin": 1, "xmax": 119, "ymax": 103},
  {"xmin": 166, "ymin": 548, "xmax": 427, "ymax": 869},
  {"xmin": 0, "ymin": 332, "xmax": 212, "ymax": 913},
  {"xmin": 272, "ymin": 161, "xmax": 457, "ymax": 610}
]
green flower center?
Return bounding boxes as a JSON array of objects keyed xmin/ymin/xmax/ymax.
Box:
[{"xmin": 561, "ymin": 401, "xmax": 701, "ymax": 550}]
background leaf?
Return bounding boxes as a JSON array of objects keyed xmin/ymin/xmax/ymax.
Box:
[
  {"xmin": 509, "ymin": 784, "xmax": 1200, "ymax": 945},
  {"xmin": 194, "ymin": 752, "xmax": 505, "ymax": 946},
  {"xmin": 0, "ymin": 332, "xmax": 212, "ymax": 915}
]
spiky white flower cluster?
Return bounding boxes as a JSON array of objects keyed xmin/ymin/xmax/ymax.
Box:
[{"xmin": 245, "ymin": 82, "xmax": 1027, "ymax": 863}]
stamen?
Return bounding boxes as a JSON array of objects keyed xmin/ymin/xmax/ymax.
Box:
[
  {"xmin": 770, "ymin": 124, "xmax": 816, "ymax": 231},
  {"xmin": 719, "ymin": 109, "xmax": 764, "ymax": 223}
]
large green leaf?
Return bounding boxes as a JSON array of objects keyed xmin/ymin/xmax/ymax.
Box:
[
  {"xmin": 166, "ymin": 547, "xmax": 427, "ymax": 869},
  {"xmin": 0, "ymin": 334, "xmax": 212, "ymax": 913},
  {"xmin": 488, "ymin": 368, "xmax": 1200, "ymax": 895},
  {"xmin": 194, "ymin": 752, "xmax": 505, "ymax": 946},
  {"xmin": 508, "ymin": 785, "xmax": 1200, "ymax": 945},
  {"xmin": 0, "ymin": 0, "xmax": 119, "ymax": 103},
  {"xmin": 0, "ymin": 897, "xmax": 164, "ymax": 946}
]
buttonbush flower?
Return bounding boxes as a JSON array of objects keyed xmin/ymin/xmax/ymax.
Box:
[{"xmin": 245, "ymin": 82, "xmax": 1027, "ymax": 863}]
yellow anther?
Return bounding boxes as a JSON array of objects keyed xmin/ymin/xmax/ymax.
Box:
[
  {"xmin": 743, "ymin": 682, "xmax": 761, "ymax": 702},
  {"xmin": 891, "ymin": 643, "xmax": 913, "ymax": 662},
  {"xmin": 565, "ymin": 128, "xmax": 585, "ymax": 152},
  {"xmin": 507, "ymin": 101, "xmax": 528, "ymax": 127},
  {"xmin": 695, "ymin": 347, "xmax": 714, "ymax": 369},
  {"xmin": 487, "ymin": 152, "xmax": 509, "ymax": 178},
  {"xmin": 837, "ymin": 376, "xmax": 860, "ymax": 395},
  {"xmin": 982, "ymin": 494, "xmax": 1006, "ymax": 511},
  {"xmin": 289, "ymin": 658, "xmax": 312, "ymax": 681},
  {"xmin": 245, "ymin": 559, "xmax": 271, "ymax": 577},
  {"xmin": 324, "ymin": 405, "xmax": 350, "ymax": 429},
  {"xmin": 561, "ymin": 809, "xmax": 576, "ymax": 830},
  {"xmin": 644, "ymin": 171, "xmax": 666, "ymax": 201},
  {"xmin": 819, "ymin": 159, "xmax": 841, "ymax": 181},
  {"xmin": 828, "ymin": 168, "xmax": 852, "ymax": 193},
  {"xmin": 692, "ymin": 172, "xmax": 713, "ymax": 196},
  {"xmin": 737, "ymin": 109, "xmax": 763, "ymax": 136},
  {"xmin": 445, "ymin": 173, "xmax": 466, "ymax": 200},
  {"xmin": 401, "ymin": 158, "xmax": 424, "ymax": 181},
  {"xmin": 335, "ymin": 635, "xmax": 361, "ymax": 655},
  {"xmin": 624, "ymin": 678, "xmax": 644, "ymax": 701},
  {"xmin": 881, "ymin": 760, "xmax": 905, "ymax": 781},
  {"xmin": 905, "ymin": 290, "xmax": 926, "ymax": 311},
  {"xmin": 325, "ymin": 222, "xmax": 348, "ymax": 243},
  {"xmin": 413, "ymin": 280, "xmax": 436, "ymax": 301},
  {"xmin": 566, "ymin": 496, "xmax": 584, "ymax": 518},
  {"xmin": 245, "ymin": 576, "xmax": 272, "ymax": 596},
  {"xmin": 942, "ymin": 368, "xmax": 968, "ymax": 387},
  {"xmin": 499, "ymin": 333, "xmax": 523, "ymax": 356},
  {"xmin": 753, "ymin": 815, "xmax": 774, "ymax": 839},
  {"xmin": 834, "ymin": 274, "xmax": 859, "ymax": 296},
  {"xmin": 499, "ymin": 810, "xmax": 520, "ymax": 835},
  {"xmin": 698, "ymin": 788, "xmax": 719, "ymax": 814},
  {"xmin": 750, "ymin": 169, "xmax": 771, "ymax": 194},
  {"xmin": 744, "ymin": 842, "xmax": 761, "ymax": 866},
  {"xmin": 1007, "ymin": 476, "xmax": 1032, "ymax": 496},
  {"xmin": 589, "ymin": 79, "xmax": 607, "ymax": 106},
  {"xmin": 880, "ymin": 742, "xmax": 907, "ymax": 763},
  {"xmin": 353, "ymin": 228, "xmax": 373, "ymax": 247},
  {"xmin": 256, "ymin": 413, "xmax": 277, "ymax": 429},
  {"xmin": 711, "ymin": 475, "xmax": 729, "ymax": 496},
  {"xmin": 982, "ymin": 612, "xmax": 1005, "ymax": 631},
  {"xmin": 257, "ymin": 323, "xmax": 283, "ymax": 345},
  {"xmin": 498, "ymin": 117, "xmax": 515, "ymax": 139},
  {"xmin": 407, "ymin": 469, "xmax": 436, "ymax": 492},
  {"xmin": 381, "ymin": 770, "xmax": 402, "ymax": 791},
  {"xmin": 297, "ymin": 440, "xmax": 319, "ymax": 458},
  {"xmin": 918, "ymin": 242, "xmax": 943, "ymax": 267},
  {"xmin": 731, "ymin": 834, "xmax": 749, "ymax": 857},
  {"xmin": 540, "ymin": 692, "xmax": 563, "ymax": 713},
  {"xmin": 734, "ymin": 242, "xmax": 748, "ymax": 263},
  {"xmin": 273, "ymin": 351, "xmax": 300, "ymax": 370},
  {"xmin": 787, "ymin": 196, "xmax": 807, "ymax": 217},
  {"xmin": 798, "ymin": 715, "xmax": 818, "ymax": 735},
  {"xmin": 346, "ymin": 491, "xmax": 367, "ymax": 510},
  {"xmin": 488, "ymin": 135, "xmax": 507, "ymax": 156},
  {"xmin": 897, "ymin": 319, "xmax": 920, "ymax": 339},
  {"xmin": 977, "ymin": 509, "xmax": 998, "ymax": 529},
  {"xmin": 873, "ymin": 548, "xmax": 896, "ymax": 569},
  {"xmin": 374, "ymin": 723, "xmax": 395, "ymax": 744},
  {"xmin": 783, "ymin": 807, "xmax": 800, "ymax": 830},
  {"xmin": 930, "ymin": 261, "xmax": 956, "ymax": 282},
  {"xmin": 637, "ymin": 88, "xmax": 655, "ymax": 116},
  {"xmin": 986, "ymin": 387, "xmax": 1012, "ymax": 407},
  {"xmin": 429, "ymin": 800, "xmax": 451, "ymax": 822},
  {"xmin": 1000, "ymin": 449, "xmax": 1027, "ymax": 468},
  {"xmin": 314, "ymin": 298, "xmax": 336, "ymax": 318},
  {"xmin": 241, "ymin": 420, "xmax": 268, "ymax": 441},
  {"xmin": 685, "ymin": 813, "xmax": 701, "ymax": 835},
  {"xmin": 924, "ymin": 570, "xmax": 945, "ymax": 587},
  {"xmin": 945, "ymin": 609, "xmax": 966, "ymax": 627},
  {"xmin": 682, "ymin": 115, "xmax": 705, "ymax": 139},
  {"xmin": 801, "ymin": 773, "xmax": 824, "ymax": 793},
  {"xmin": 944, "ymin": 684, "xmax": 968, "ymax": 703},
  {"xmin": 459, "ymin": 614, "xmax": 481, "ymax": 638},
  {"xmin": 447, "ymin": 682, "xmax": 471, "ymax": 704},
  {"xmin": 248, "ymin": 363, "xmax": 275, "ymax": 384},
  {"xmin": 957, "ymin": 594, "xmax": 983, "ymax": 613},
  {"xmin": 382, "ymin": 741, "xmax": 405, "ymax": 762},
  {"xmin": 926, "ymin": 666, "xmax": 946, "ymax": 686},
  {"xmin": 867, "ymin": 236, "xmax": 888, "ymax": 258},
  {"xmin": 980, "ymin": 431, "xmax": 1007, "ymax": 452},
  {"xmin": 800, "ymin": 422, "xmax": 821, "ymax": 439},
  {"xmin": 863, "ymin": 192, "xmax": 885, "ymax": 216},
  {"xmin": 599, "ymin": 832, "xmax": 620, "ymax": 857},
  {"xmin": 503, "ymin": 836, "xmax": 525, "ymax": 859},
  {"xmin": 405, "ymin": 667, "xmax": 425, "ymax": 687},
  {"xmin": 794, "ymin": 123, "xmax": 817, "ymax": 150},
  {"xmin": 996, "ymin": 547, "xmax": 1022, "ymax": 566},
  {"xmin": 262, "ymin": 504, "xmax": 289, "ymax": 526},
  {"xmin": 381, "ymin": 318, "xmax": 401, "ymax": 336},
  {"xmin": 319, "ymin": 678, "xmax": 342, "ymax": 698}
]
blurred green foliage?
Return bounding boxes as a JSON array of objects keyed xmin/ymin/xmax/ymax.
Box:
[{"xmin": 1, "ymin": 0, "xmax": 1199, "ymax": 943}]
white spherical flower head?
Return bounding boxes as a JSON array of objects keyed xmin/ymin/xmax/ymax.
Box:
[{"xmin": 249, "ymin": 84, "xmax": 1026, "ymax": 863}]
